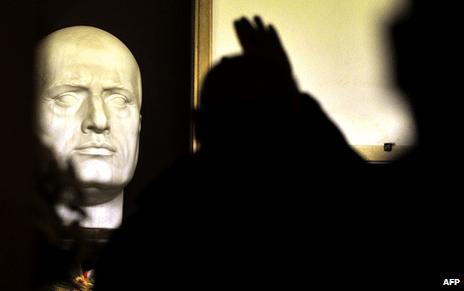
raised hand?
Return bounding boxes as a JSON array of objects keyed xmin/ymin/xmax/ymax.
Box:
[{"xmin": 234, "ymin": 16, "xmax": 293, "ymax": 74}]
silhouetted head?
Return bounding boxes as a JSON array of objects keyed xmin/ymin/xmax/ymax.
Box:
[
  {"xmin": 196, "ymin": 55, "xmax": 297, "ymax": 152},
  {"xmin": 390, "ymin": 1, "xmax": 458, "ymax": 149}
]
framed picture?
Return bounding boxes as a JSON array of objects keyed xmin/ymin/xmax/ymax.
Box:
[{"xmin": 193, "ymin": 0, "xmax": 415, "ymax": 162}]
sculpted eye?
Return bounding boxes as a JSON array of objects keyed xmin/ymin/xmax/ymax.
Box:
[
  {"xmin": 53, "ymin": 93, "xmax": 79, "ymax": 107},
  {"xmin": 107, "ymin": 94, "xmax": 129, "ymax": 108}
]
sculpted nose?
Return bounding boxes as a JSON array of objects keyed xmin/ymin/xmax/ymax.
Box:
[{"xmin": 82, "ymin": 96, "xmax": 110, "ymax": 134}]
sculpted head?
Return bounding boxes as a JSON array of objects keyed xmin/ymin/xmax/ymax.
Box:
[{"xmin": 35, "ymin": 26, "xmax": 142, "ymax": 206}]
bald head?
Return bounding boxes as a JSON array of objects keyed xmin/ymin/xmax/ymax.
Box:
[
  {"xmin": 36, "ymin": 26, "xmax": 142, "ymax": 106},
  {"xmin": 35, "ymin": 26, "xmax": 142, "ymax": 207}
]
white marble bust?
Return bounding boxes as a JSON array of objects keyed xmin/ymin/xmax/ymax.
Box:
[{"xmin": 35, "ymin": 26, "xmax": 142, "ymax": 229}]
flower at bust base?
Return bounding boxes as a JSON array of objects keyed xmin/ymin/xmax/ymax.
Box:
[{"xmin": 73, "ymin": 270, "xmax": 94, "ymax": 291}]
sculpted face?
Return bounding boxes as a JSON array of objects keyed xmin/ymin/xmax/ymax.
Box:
[{"xmin": 35, "ymin": 26, "xmax": 142, "ymax": 206}]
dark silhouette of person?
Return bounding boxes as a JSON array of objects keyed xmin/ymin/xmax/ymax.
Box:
[
  {"xmin": 94, "ymin": 16, "xmax": 366, "ymax": 290},
  {"xmin": 386, "ymin": 0, "xmax": 463, "ymax": 287},
  {"xmin": 96, "ymin": 5, "xmax": 464, "ymax": 287},
  {"xmin": 197, "ymin": 17, "xmax": 363, "ymax": 170}
]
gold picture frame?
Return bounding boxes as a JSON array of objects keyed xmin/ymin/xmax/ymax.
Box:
[{"xmin": 192, "ymin": 0, "xmax": 411, "ymax": 162}]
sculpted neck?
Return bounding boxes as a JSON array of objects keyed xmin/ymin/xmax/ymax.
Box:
[
  {"xmin": 56, "ymin": 192, "xmax": 124, "ymax": 229},
  {"xmin": 81, "ymin": 193, "xmax": 123, "ymax": 228}
]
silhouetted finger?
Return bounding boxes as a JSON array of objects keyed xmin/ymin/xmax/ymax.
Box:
[
  {"xmin": 268, "ymin": 25, "xmax": 287, "ymax": 56},
  {"xmin": 269, "ymin": 24, "xmax": 292, "ymax": 71},
  {"xmin": 254, "ymin": 15, "xmax": 266, "ymax": 34},
  {"xmin": 238, "ymin": 17, "xmax": 259, "ymax": 54},
  {"xmin": 234, "ymin": 18, "xmax": 254, "ymax": 54},
  {"xmin": 268, "ymin": 25, "xmax": 284, "ymax": 51}
]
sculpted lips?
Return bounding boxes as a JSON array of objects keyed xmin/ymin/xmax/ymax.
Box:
[{"xmin": 74, "ymin": 142, "xmax": 116, "ymax": 156}]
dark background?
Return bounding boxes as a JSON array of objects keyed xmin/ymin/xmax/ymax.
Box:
[{"xmin": 1, "ymin": 1, "xmax": 462, "ymax": 290}]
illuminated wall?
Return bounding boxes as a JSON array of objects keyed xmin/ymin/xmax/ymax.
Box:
[{"xmin": 212, "ymin": 0, "xmax": 416, "ymax": 151}]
